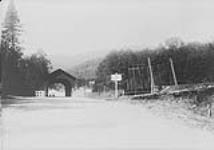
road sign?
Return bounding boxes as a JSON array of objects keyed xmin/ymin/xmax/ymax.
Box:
[
  {"xmin": 111, "ymin": 73, "xmax": 122, "ymax": 98},
  {"xmin": 111, "ymin": 73, "xmax": 122, "ymax": 81}
]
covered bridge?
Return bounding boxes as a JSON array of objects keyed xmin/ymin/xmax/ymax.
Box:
[{"xmin": 43, "ymin": 69, "xmax": 76, "ymax": 97}]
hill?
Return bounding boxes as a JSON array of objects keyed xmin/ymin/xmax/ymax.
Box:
[{"xmin": 68, "ymin": 58, "xmax": 102, "ymax": 80}]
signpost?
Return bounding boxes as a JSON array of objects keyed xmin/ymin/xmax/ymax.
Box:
[{"xmin": 111, "ymin": 73, "xmax": 122, "ymax": 98}]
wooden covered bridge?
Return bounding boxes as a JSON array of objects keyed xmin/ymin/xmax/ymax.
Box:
[{"xmin": 43, "ymin": 69, "xmax": 76, "ymax": 97}]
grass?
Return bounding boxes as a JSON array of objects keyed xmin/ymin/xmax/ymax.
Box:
[{"xmin": 130, "ymin": 95, "xmax": 214, "ymax": 132}]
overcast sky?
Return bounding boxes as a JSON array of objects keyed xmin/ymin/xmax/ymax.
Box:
[{"xmin": 2, "ymin": 0, "xmax": 214, "ymax": 69}]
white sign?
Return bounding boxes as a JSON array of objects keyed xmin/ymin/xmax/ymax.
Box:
[
  {"xmin": 35, "ymin": 91, "xmax": 45, "ymax": 97},
  {"xmin": 111, "ymin": 73, "xmax": 122, "ymax": 81},
  {"xmin": 89, "ymin": 80, "xmax": 95, "ymax": 85}
]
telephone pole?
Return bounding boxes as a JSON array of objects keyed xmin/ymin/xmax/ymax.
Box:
[
  {"xmin": 147, "ymin": 57, "xmax": 156, "ymax": 94},
  {"xmin": 169, "ymin": 58, "xmax": 178, "ymax": 86},
  {"xmin": 128, "ymin": 65, "xmax": 143, "ymax": 95}
]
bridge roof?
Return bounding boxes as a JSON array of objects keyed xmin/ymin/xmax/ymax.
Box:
[{"xmin": 48, "ymin": 69, "xmax": 76, "ymax": 81}]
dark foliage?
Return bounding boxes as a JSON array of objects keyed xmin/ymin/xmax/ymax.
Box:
[
  {"xmin": 0, "ymin": 1, "xmax": 51, "ymax": 96},
  {"xmin": 95, "ymin": 38, "xmax": 214, "ymax": 93}
]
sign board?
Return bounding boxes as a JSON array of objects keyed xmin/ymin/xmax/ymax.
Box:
[{"xmin": 111, "ymin": 73, "xmax": 122, "ymax": 81}]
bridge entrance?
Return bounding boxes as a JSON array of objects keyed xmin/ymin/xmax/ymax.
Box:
[
  {"xmin": 48, "ymin": 82, "xmax": 66, "ymax": 97},
  {"xmin": 44, "ymin": 69, "xmax": 76, "ymax": 97}
]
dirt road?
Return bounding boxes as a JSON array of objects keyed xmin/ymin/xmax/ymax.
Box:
[{"xmin": 1, "ymin": 97, "xmax": 214, "ymax": 150}]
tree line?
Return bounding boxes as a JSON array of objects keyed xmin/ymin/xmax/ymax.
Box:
[
  {"xmin": 95, "ymin": 38, "xmax": 214, "ymax": 94},
  {"xmin": 0, "ymin": 1, "xmax": 51, "ymax": 96}
]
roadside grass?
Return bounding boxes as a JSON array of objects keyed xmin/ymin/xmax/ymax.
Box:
[
  {"xmin": 130, "ymin": 96, "xmax": 214, "ymax": 132},
  {"xmin": 1, "ymin": 96, "xmax": 33, "ymax": 105},
  {"xmin": 85, "ymin": 91, "xmax": 115, "ymax": 100}
]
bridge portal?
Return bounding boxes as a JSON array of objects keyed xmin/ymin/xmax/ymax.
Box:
[{"xmin": 44, "ymin": 69, "xmax": 76, "ymax": 97}]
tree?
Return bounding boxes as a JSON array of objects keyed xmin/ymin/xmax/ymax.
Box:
[
  {"xmin": 95, "ymin": 39, "xmax": 214, "ymax": 94},
  {"xmin": 0, "ymin": 1, "xmax": 52, "ymax": 96},
  {"xmin": 164, "ymin": 37, "xmax": 184, "ymax": 49},
  {"xmin": 1, "ymin": 0, "xmax": 24, "ymax": 96},
  {"xmin": 21, "ymin": 51, "xmax": 51, "ymax": 94}
]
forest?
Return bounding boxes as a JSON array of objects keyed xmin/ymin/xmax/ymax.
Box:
[
  {"xmin": 95, "ymin": 38, "xmax": 214, "ymax": 94},
  {"xmin": 2, "ymin": 1, "xmax": 214, "ymax": 97},
  {"xmin": 0, "ymin": 1, "xmax": 51, "ymax": 96}
]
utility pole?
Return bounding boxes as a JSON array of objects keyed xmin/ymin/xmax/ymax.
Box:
[
  {"xmin": 128, "ymin": 64, "xmax": 146, "ymax": 95},
  {"xmin": 132, "ymin": 67, "xmax": 136, "ymax": 95},
  {"xmin": 128, "ymin": 66, "xmax": 139, "ymax": 95},
  {"xmin": 169, "ymin": 58, "xmax": 178, "ymax": 86},
  {"xmin": 147, "ymin": 57, "xmax": 155, "ymax": 94}
]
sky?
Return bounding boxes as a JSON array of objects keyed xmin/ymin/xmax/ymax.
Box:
[{"xmin": 2, "ymin": 0, "xmax": 214, "ymax": 69}]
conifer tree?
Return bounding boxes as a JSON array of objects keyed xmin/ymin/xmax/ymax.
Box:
[{"xmin": 1, "ymin": 0, "xmax": 23, "ymax": 95}]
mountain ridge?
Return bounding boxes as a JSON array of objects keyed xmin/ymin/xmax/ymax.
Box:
[{"xmin": 68, "ymin": 57, "xmax": 103, "ymax": 80}]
